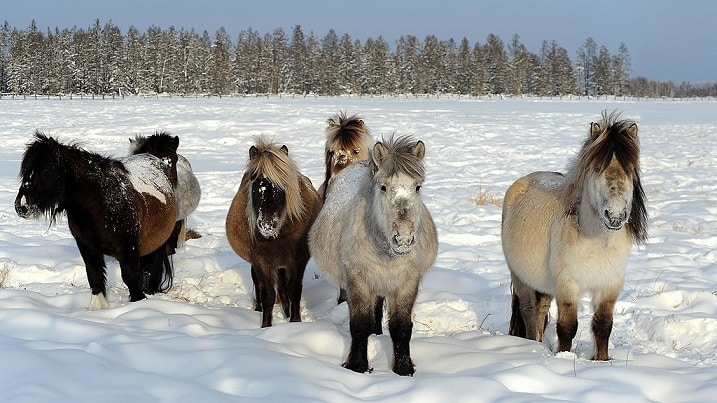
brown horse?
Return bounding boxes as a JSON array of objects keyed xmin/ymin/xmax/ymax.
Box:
[
  {"xmin": 501, "ymin": 111, "xmax": 648, "ymax": 360},
  {"xmin": 226, "ymin": 136, "xmax": 322, "ymax": 327},
  {"xmin": 317, "ymin": 112, "xmax": 373, "ymax": 200},
  {"xmin": 15, "ymin": 131, "xmax": 179, "ymax": 309}
]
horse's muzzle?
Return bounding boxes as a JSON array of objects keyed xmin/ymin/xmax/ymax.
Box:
[
  {"xmin": 15, "ymin": 195, "xmax": 35, "ymax": 219},
  {"xmin": 391, "ymin": 233, "xmax": 416, "ymax": 255},
  {"xmin": 603, "ymin": 209, "xmax": 628, "ymax": 231}
]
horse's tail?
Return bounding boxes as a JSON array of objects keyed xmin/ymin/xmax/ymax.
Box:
[
  {"xmin": 508, "ymin": 286, "xmax": 526, "ymax": 338},
  {"xmin": 141, "ymin": 221, "xmax": 181, "ymax": 294},
  {"xmin": 321, "ymin": 152, "xmax": 333, "ymax": 200}
]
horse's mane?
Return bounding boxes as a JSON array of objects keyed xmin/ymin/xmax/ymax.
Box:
[
  {"xmin": 325, "ymin": 112, "xmax": 372, "ymax": 153},
  {"xmin": 20, "ymin": 131, "xmax": 118, "ymax": 222},
  {"xmin": 22, "ymin": 131, "xmax": 115, "ymax": 175},
  {"xmin": 246, "ymin": 136, "xmax": 306, "ymax": 222},
  {"xmin": 128, "ymin": 131, "xmax": 178, "ymax": 155},
  {"xmin": 371, "ymin": 135, "xmax": 425, "ymax": 181},
  {"xmin": 565, "ymin": 111, "xmax": 648, "ymax": 244}
]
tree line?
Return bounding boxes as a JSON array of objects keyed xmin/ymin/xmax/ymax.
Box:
[{"xmin": 1, "ymin": 20, "xmax": 714, "ymax": 98}]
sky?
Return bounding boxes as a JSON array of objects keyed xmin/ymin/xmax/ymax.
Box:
[{"xmin": 3, "ymin": 0, "xmax": 715, "ymax": 83}]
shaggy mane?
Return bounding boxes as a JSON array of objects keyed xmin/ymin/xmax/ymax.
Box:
[
  {"xmin": 564, "ymin": 110, "xmax": 648, "ymax": 244},
  {"xmin": 325, "ymin": 112, "xmax": 372, "ymax": 152},
  {"xmin": 371, "ymin": 135, "xmax": 425, "ymax": 181},
  {"xmin": 246, "ymin": 136, "xmax": 306, "ymax": 222}
]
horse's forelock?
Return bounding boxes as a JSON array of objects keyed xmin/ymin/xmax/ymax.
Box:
[
  {"xmin": 568, "ymin": 112, "xmax": 648, "ymax": 244},
  {"xmin": 326, "ymin": 112, "xmax": 372, "ymax": 151},
  {"xmin": 580, "ymin": 113, "xmax": 640, "ymax": 178},
  {"xmin": 246, "ymin": 138, "xmax": 306, "ymax": 221},
  {"xmin": 372, "ymin": 135, "xmax": 425, "ymax": 181}
]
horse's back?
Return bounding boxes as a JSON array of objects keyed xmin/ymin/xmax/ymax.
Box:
[
  {"xmin": 502, "ymin": 171, "xmax": 565, "ymax": 293},
  {"xmin": 123, "ymin": 154, "xmax": 178, "ymax": 255},
  {"xmin": 309, "ymin": 162, "xmax": 371, "ymax": 286},
  {"xmin": 176, "ymin": 154, "xmax": 201, "ymax": 220}
]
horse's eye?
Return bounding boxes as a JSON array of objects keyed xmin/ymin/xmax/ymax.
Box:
[
  {"xmin": 416, "ymin": 185, "xmax": 422, "ymax": 192},
  {"xmin": 353, "ymin": 148, "xmax": 361, "ymax": 155},
  {"xmin": 380, "ymin": 184, "xmax": 387, "ymax": 192}
]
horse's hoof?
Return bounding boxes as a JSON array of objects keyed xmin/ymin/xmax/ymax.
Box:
[
  {"xmin": 129, "ymin": 293, "xmax": 147, "ymax": 302},
  {"xmin": 392, "ymin": 357, "xmax": 415, "ymax": 376},
  {"xmin": 342, "ymin": 361, "xmax": 372, "ymax": 374}
]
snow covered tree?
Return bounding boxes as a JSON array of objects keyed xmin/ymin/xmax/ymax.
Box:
[
  {"xmin": 455, "ymin": 37, "xmax": 473, "ymax": 95},
  {"xmin": 208, "ymin": 27, "xmax": 232, "ymax": 94},
  {"xmin": 319, "ymin": 29, "xmax": 340, "ymax": 95},
  {"xmin": 483, "ymin": 34, "xmax": 509, "ymax": 94}
]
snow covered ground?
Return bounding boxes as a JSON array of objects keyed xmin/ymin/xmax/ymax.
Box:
[{"xmin": 0, "ymin": 95, "xmax": 716, "ymax": 401}]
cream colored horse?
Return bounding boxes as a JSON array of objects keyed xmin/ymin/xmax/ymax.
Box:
[{"xmin": 501, "ymin": 111, "xmax": 647, "ymax": 360}]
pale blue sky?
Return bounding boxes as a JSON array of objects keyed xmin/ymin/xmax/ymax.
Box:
[{"xmin": 4, "ymin": 0, "xmax": 715, "ymax": 83}]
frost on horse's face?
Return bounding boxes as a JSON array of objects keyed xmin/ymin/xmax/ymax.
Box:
[
  {"xmin": 251, "ymin": 176, "xmax": 287, "ymax": 239},
  {"xmin": 372, "ymin": 171, "xmax": 424, "ymax": 256}
]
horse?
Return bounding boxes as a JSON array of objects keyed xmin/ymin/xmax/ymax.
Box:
[
  {"xmin": 309, "ymin": 135, "xmax": 438, "ymax": 376},
  {"xmin": 318, "ymin": 112, "xmax": 374, "ymax": 305},
  {"xmin": 501, "ymin": 111, "xmax": 648, "ymax": 360},
  {"xmin": 317, "ymin": 112, "xmax": 373, "ymax": 200},
  {"xmin": 15, "ymin": 131, "xmax": 180, "ymax": 309},
  {"xmin": 129, "ymin": 132, "xmax": 201, "ymax": 248},
  {"xmin": 225, "ymin": 136, "xmax": 322, "ymax": 328}
]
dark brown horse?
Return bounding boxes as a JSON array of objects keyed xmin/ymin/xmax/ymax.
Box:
[
  {"xmin": 15, "ymin": 131, "xmax": 179, "ymax": 309},
  {"xmin": 225, "ymin": 136, "xmax": 322, "ymax": 327}
]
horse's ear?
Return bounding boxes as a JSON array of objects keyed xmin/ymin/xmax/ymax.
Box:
[
  {"xmin": 249, "ymin": 146, "xmax": 259, "ymax": 160},
  {"xmin": 626, "ymin": 123, "xmax": 638, "ymax": 138},
  {"xmin": 171, "ymin": 135, "xmax": 179, "ymax": 150},
  {"xmin": 412, "ymin": 140, "xmax": 426, "ymax": 161},
  {"xmin": 280, "ymin": 145, "xmax": 289, "ymax": 155},
  {"xmin": 590, "ymin": 122, "xmax": 601, "ymax": 139},
  {"xmin": 372, "ymin": 142, "xmax": 388, "ymax": 166}
]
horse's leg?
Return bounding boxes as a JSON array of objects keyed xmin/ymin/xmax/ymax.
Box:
[
  {"xmin": 591, "ymin": 290, "xmax": 618, "ymax": 360},
  {"xmin": 373, "ymin": 296, "xmax": 385, "ymax": 335},
  {"xmin": 118, "ymin": 246, "xmax": 146, "ymax": 302},
  {"xmin": 343, "ymin": 279, "xmax": 374, "ymax": 374},
  {"xmin": 177, "ymin": 219, "xmax": 187, "ymax": 248},
  {"xmin": 535, "ymin": 291, "xmax": 553, "ymax": 342},
  {"xmin": 75, "ymin": 241, "xmax": 109, "ymax": 310},
  {"xmin": 253, "ymin": 264, "xmax": 275, "ymax": 328},
  {"xmin": 387, "ymin": 281, "xmax": 419, "ymax": 376},
  {"xmin": 337, "ymin": 288, "xmax": 347, "ymax": 304},
  {"xmin": 286, "ymin": 252, "xmax": 309, "ymax": 323},
  {"xmin": 277, "ymin": 267, "xmax": 291, "ymax": 318},
  {"xmin": 510, "ymin": 274, "xmax": 538, "ymax": 340},
  {"xmin": 250, "ymin": 265, "xmax": 262, "ymax": 312},
  {"xmin": 509, "ymin": 292, "xmax": 526, "ymax": 338},
  {"xmin": 555, "ymin": 283, "xmax": 580, "ymax": 353}
]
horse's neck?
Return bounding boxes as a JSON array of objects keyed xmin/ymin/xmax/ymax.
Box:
[
  {"xmin": 575, "ymin": 188, "xmax": 608, "ymax": 239},
  {"xmin": 63, "ymin": 149, "xmax": 116, "ymax": 189}
]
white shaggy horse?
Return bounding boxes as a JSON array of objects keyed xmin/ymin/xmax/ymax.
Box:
[
  {"xmin": 501, "ymin": 111, "xmax": 648, "ymax": 360},
  {"xmin": 309, "ymin": 135, "xmax": 438, "ymax": 376}
]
